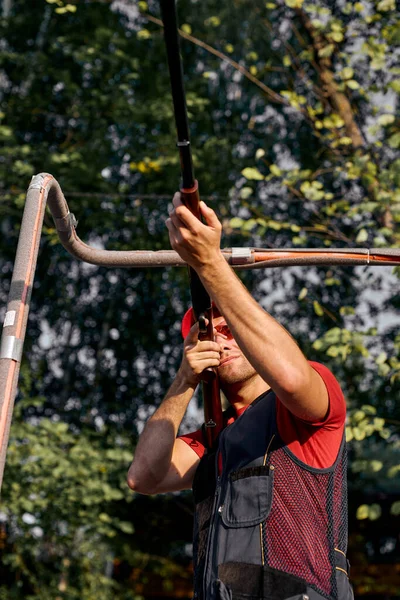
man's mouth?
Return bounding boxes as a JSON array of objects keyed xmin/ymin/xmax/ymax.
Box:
[{"xmin": 219, "ymin": 355, "xmax": 239, "ymax": 367}]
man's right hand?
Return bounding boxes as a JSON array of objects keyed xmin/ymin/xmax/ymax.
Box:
[{"xmin": 179, "ymin": 322, "xmax": 221, "ymax": 387}]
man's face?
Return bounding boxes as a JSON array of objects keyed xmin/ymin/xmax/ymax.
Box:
[{"xmin": 213, "ymin": 316, "xmax": 257, "ymax": 387}]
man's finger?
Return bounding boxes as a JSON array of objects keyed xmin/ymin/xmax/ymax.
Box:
[
  {"xmin": 194, "ymin": 352, "xmax": 221, "ymax": 362},
  {"xmin": 166, "ymin": 217, "xmax": 178, "ymax": 239},
  {"xmin": 172, "ymin": 191, "xmax": 183, "ymax": 207},
  {"xmin": 169, "ymin": 210, "xmax": 187, "ymax": 231},
  {"xmin": 200, "ymin": 201, "xmax": 220, "ymax": 229}
]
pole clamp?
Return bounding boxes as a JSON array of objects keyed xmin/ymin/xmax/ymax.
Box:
[
  {"xmin": 28, "ymin": 174, "xmax": 46, "ymax": 190},
  {"xmin": 0, "ymin": 336, "xmax": 23, "ymax": 362},
  {"xmin": 177, "ymin": 140, "xmax": 190, "ymax": 147},
  {"xmin": 231, "ymin": 248, "xmax": 254, "ymax": 265},
  {"xmin": 54, "ymin": 212, "xmax": 78, "ymax": 231}
]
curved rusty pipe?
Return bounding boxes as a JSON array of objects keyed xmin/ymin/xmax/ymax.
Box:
[
  {"xmin": 0, "ymin": 172, "xmax": 399, "ymax": 490},
  {"xmin": 36, "ymin": 173, "xmax": 400, "ymax": 269}
]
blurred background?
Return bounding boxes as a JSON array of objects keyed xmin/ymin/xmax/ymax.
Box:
[{"xmin": 0, "ymin": 0, "xmax": 399, "ymax": 598}]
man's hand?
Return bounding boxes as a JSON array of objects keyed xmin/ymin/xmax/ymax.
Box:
[
  {"xmin": 179, "ymin": 321, "xmax": 221, "ymax": 387},
  {"xmin": 166, "ymin": 192, "xmax": 223, "ymax": 271}
]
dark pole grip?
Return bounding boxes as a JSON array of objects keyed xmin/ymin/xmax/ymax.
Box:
[{"xmin": 180, "ymin": 180, "xmax": 201, "ymax": 218}]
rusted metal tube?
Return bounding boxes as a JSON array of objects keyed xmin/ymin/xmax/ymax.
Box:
[{"xmin": 0, "ymin": 174, "xmax": 51, "ymax": 490}]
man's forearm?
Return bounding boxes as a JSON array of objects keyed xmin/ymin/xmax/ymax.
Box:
[
  {"xmin": 127, "ymin": 369, "xmax": 196, "ymax": 491},
  {"xmin": 198, "ymin": 254, "xmax": 311, "ymax": 398}
]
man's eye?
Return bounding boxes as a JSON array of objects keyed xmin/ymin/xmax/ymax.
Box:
[{"xmin": 216, "ymin": 325, "xmax": 232, "ymax": 338}]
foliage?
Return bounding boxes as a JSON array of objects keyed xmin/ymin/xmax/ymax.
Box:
[{"xmin": 0, "ymin": 0, "xmax": 399, "ymax": 597}]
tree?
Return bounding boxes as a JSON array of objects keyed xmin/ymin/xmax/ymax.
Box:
[{"xmin": 0, "ymin": 0, "xmax": 399, "ymax": 597}]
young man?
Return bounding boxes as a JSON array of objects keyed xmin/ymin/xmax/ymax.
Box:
[{"xmin": 127, "ymin": 194, "xmax": 353, "ymax": 600}]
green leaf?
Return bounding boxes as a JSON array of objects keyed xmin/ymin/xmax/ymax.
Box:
[
  {"xmin": 241, "ymin": 167, "xmax": 265, "ymax": 180},
  {"xmin": 284, "ymin": 0, "xmax": 304, "ymax": 7},
  {"xmin": 341, "ymin": 67, "xmax": 354, "ymax": 80},
  {"xmin": 239, "ymin": 187, "xmax": 253, "ymax": 199},
  {"xmin": 373, "ymin": 417, "xmax": 385, "ymax": 430},
  {"xmin": 137, "ymin": 29, "xmax": 151, "ymax": 40},
  {"xmin": 353, "ymin": 427, "xmax": 366, "ymax": 441},
  {"xmin": 325, "ymin": 278, "xmax": 340, "ymax": 286},
  {"xmin": 378, "ymin": 114, "xmax": 395, "ymax": 126},
  {"xmin": 329, "ymin": 31, "xmax": 344, "ymax": 43},
  {"xmin": 204, "ymin": 16, "xmax": 221, "ymax": 27},
  {"xmin": 230, "ymin": 217, "xmax": 244, "ymax": 228},
  {"xmin": 369, "ymin": 460, "xmax": 383, "ymax": 472},
  {"xmin": 346, "ymin": 80, "xmax": 360, "ymax": 90},
  {"xmin": 298, "ymin": 287, "xmax": 308, "ymax": 300},
  {"xmin": 353, "ymin": 410, "xmax": 366, "ymax": 422},
  {"xmin": 270, "ymin": 164, "xmax": 282, "ymax": 176},
  {"xmin": 376, "ymin": 352, "xmax": 387, "ymax": 365},
  {"xmin": 378, "ymin": 364, "xmax": 390, "ymax": 377},
  {"xmin": 377, "ymin": 0, "xmax": 395, "ymax": 11},
  {"xmin": 369, "ymin": 504, "xmax": 382, "ymax": 521},
  {"xmin": 243, "ymin": 218, "xmax": 257, "ymax": 231},
  {"xmin": 355, "ymin": 228, "xmax": 368, "ymax": 243},
  {"xmin": 345, "ymin": 426, "xmax": 353, "ymax": 442},
  {"xmin": 388, "ymin": 133, "xmax": 400, "ymax": 149},
  {"xmin": 361, "ymin": 405, "xmax": 376, "ymax": 415},
  {"xmin": 117, "ymin": 521, "xmax": 134, "ymax": 534},
  {"xmin": 356, "ymin": 504, "xmax": 369, "ymax": 520},
  {"xmin": 318, "ymin": 44, "xmax": 335, "ymax": 58},
  {"xmin": 313, "ymin": 301, "xmax": 324, "ymax": 317},
  {"xmin": 390, "ymin": 501, "xmax": 400, "ymax": 516},
  {"xmin": 300, "ymin": 181, "xmax": 325, "ymax": 201}
]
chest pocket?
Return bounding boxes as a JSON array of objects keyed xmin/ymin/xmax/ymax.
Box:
[{"xmin": 221, "ymin": 464, "xmax": 274, "ymax": 528}]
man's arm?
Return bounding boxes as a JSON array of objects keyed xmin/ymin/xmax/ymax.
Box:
[
  {"xmin": 166, "ymin": 194, "xmax": 329, "ymax": 423},
  {"xmin": 127, "ymin": 324, "xmax": 221, "ymax": 494}
]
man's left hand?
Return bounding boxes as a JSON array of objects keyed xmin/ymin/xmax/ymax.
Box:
[{"xmin": 166, "ymin": 192, "xmax": 222, "ymax": 271}]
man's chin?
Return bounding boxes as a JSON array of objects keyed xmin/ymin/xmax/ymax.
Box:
[
  {"xmin": 218, "ymin": 360, "xmax": 257, "ymax": 387},
  {"xmin": 218, "ymin": 366, "xmax": 245, "ymax": 386}
]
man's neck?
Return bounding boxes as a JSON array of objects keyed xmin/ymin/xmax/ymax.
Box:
[{"xmin": 223, "ymin": 375, "xmax": 270, "ymax": 411}]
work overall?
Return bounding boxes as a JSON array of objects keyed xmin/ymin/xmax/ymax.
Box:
[{"xmin": 192, "ymin": 390, "xmax": 354, "ymax": 600}]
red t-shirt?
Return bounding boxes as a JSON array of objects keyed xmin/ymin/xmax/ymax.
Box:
[{"xmin": 178, "ymin": 362, "xmax": 346, "ymax": 470}]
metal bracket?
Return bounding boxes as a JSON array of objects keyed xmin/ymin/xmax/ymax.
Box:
[
  {"xmin": 28, "ymin": 175, "xmax": 45, "ymax": 190},
  {"xmin": 231, "ymin": 247, "xmax": 254, "ymax": 265},
  {"xmin": 0, "ymin": 336, "xmax": 23, "ymax": 362},
  {"xmin": 54, "ymin": 212, "xmax": 77, "ymax": 231}
]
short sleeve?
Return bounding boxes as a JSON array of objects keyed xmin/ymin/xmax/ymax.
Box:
[
  {"xmin": 276, "ymin": 361, "xmax": 346, "ymax": 468},
  {"xmin": 178, "ymin": 428, "xmax": 206, "ymax": 459},
  {"xmin": 305, "ymin": 361, "xmax": 346, "ymax": 429}
]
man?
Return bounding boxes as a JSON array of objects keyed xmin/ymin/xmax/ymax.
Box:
[{"xmin": 128, "ymin": 194, "xmax": 353, "ymax": 600}]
